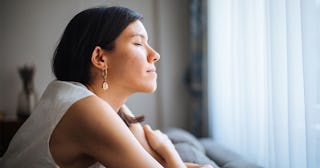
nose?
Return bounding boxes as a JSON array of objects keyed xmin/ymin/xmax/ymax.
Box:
[{"xmin": 147, "ymin": 46, "xmax": 160, "ymax": 63}]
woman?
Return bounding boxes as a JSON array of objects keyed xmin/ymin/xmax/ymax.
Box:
[{"xmin": 0, "ymin": 6, "xmax": 212, "ymax": 168}]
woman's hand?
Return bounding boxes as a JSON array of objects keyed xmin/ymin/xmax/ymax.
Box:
[
  {"xmin": 185, "ymin": 162, "xmax": 214, "ymax": 168},
  {"xmin": 143, "ymin": 124, "xmax": 214, "ymax": 168},
  {"xmin": 143, "ymin": 124, "xmax": 186, "ymax": 168}
]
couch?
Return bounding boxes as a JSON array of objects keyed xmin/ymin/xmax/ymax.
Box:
[{"xmin": 165, "ymin": 128, "xmax": 263, "ymax": 168}]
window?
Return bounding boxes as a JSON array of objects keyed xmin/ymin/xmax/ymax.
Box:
[{"xmin": 207, "ymin": 0, "xmax": 320, "ymax": 167}]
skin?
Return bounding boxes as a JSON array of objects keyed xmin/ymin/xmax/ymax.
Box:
[{"xmin": 49, "ymin": 20, "xmax": 211, "ymax": 168}]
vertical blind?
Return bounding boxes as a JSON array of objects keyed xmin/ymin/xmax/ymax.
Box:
[{"xmin": 207, "ymin": 0, "xmax": 320, "ymax": 167}]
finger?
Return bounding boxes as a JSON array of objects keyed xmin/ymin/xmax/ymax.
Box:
[
  {"xmin": 143, "ymin": 125, "xmax": 159, "ymax": 142},
  {"xmin": 143, "ymin": 124, "xmax": 152, "ymax": 132},
  {"xmin": 185, "ymin": 162, "xmax": 200, "ymax": 168},
  {"xmin": 144, "ymin": 125, "xmax": 162, "ymax": 140},
  {"xmin": 143, "ymin": 124, "xmax": 152, "ymax": 140}
]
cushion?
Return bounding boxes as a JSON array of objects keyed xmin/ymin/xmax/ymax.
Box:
[
  {"xmin": 174, "ymin": 143, "xmax": 219, "ymax": 168},
  {"xmin": 165, "ymin": 128, "xmax": 219, "ymax": 167},
  {"xmin": 223, "ymin": 160, "xmax": 263, "ymax": 168},
  {"xmin": 165, "ymin": 128, "xmax": 205, "ymax": 153},
  {"xmin": 200, "ymin": 138, "xmax": 240, "ymax": 166},
  {"xmin": 200, "ymin": 138, "xmax": 262, "ymax": 168}
]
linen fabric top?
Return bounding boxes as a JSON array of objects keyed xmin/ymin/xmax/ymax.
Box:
[{"xmin": 0, "ymin": 80, "xmax": 105, "ymax": 168}]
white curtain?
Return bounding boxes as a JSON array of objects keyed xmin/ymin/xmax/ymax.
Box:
[{"xmin": 207, "ymin": 0, "xmax": 320, "ymax": 167}]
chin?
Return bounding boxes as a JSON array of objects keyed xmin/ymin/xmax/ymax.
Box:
[{"xmin": 142, "ymin": 84, "xmax": 157, "ymax": 93}]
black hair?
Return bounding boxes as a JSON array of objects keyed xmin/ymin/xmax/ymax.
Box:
[
  {"xmin": 52, "ymin": 6, "xmax": 143, "ymax": 85},
  {"xmin": 52, "ymin": 6, "xmax": 144, "ymax": 125}
]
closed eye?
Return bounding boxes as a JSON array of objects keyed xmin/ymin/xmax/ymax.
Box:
[{"xmin": 134, "ymin": 43, "xmax": 142, "ymax": 46}]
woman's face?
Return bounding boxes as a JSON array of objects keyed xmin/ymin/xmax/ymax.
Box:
[{"xmin": 106, "ymin": 20, "xmax": 160, "ymax": 94}]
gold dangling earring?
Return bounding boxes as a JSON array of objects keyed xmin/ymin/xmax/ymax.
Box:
[{"xmin": 102, "ymin": 69, "xmax": 109, "ymax": 91}]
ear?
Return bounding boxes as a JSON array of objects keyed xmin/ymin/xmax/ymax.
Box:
[{"xmin": 91, "ymin": 46, "xmax": 108, "ymax": 69}]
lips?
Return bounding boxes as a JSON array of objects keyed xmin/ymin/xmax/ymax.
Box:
[{"xmin": 147, "ymin": 67, "xmax": 156, "ymax": 73}]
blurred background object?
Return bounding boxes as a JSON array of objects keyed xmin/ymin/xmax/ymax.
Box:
[{"xmin": 16, "ymin": 64, "xmax": 37, "ymax": 120}]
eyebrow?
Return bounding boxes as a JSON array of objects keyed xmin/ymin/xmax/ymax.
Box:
[{"xmin": 130, "ymin": 33, "xmax": 148, "ymax": 41}]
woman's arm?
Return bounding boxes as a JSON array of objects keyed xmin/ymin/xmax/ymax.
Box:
[
  {"xmin": 66, "ymin": 96, "xmax": 163, "ymax": 167},
  {"xmin": 121, "ymin": 105, "xmax": 213, "ymax": 168},
  {"xmin": 120, "ymin": 105, "xmax": 166, "ymax": 165}
]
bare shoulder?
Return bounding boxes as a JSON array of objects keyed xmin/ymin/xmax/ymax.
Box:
[
  {"xmin": 56, "ymin": 96, "xmax": 160, "ymax": 167},
  {"xmin": 68, "ymin": 95, "xmax": 116, "ymax": 126},
  {"xmin": 50, "ymin": 95, "xmax": 123, "ymax": 166},
  {"xmin": 65, "ymin": 95, "xmax": 127, "ymax": 147},
  {"xmin": 62, "ymin": 96, "xmax": 120, "ymax": 139}
]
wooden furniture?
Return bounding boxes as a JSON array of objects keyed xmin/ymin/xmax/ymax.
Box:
[{"xmin": 0, "ymin": 120, "xmax": 25, "ymax": 156}]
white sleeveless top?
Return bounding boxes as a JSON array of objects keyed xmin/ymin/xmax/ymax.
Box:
[{"xmin": 0, "ymin": 80, "xmax": 104, "ymax": 168}]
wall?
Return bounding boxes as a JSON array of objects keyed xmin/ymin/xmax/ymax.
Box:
[
  {"xmin": 0, "ymin": 0, "xmax": 191, "ymax": 130},
  {"xmin": 156, "ymin": 0, "xmax": 191, "ymax": 130},
  {"xmin": 0, "ymin": 0, "xmax": 4, "ymax": 110}
]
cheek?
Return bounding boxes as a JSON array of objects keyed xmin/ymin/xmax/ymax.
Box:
[
  {"xmin": 125, "ymin": 53, "xmax": 146, "ymax": 74},
  {"xmin": 108, "ymin": 48, "xmax": 149, "ymax": 85},
  {"xmin": 127, "ymin": 60, "xmax": 145, "ymax": 79},
  {"xmin": 111, "ymin": 57, "xmax": 144, "ymax": 80}
]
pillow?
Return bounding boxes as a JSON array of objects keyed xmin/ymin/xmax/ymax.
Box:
[
  {"xmin": 200, "ymin": 138, "xmax": 241, "ymax": 166},
  {"xmin": 200, "ymin": 138, "xmax": 262, "ymax": 168},
  {"xmin": 165, "ymin": 128, "xmax": 205, "ymax": 153},
  {"xmin": 223, "ymin": 160, "xmax": 263, "ymax": 168},
  {"xmin": 174, "ymin": 142, "xmax": 220, "ymax": 168}
]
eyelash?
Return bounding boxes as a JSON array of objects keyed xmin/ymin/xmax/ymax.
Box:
[{"xmin": 134, "ymin": 43, "xmax": 142, "ymax": 46}]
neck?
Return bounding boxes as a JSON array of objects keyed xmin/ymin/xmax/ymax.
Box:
[{"xmin": 86, "ymin": 83, "xmax": 130, "ymax": 112}]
